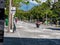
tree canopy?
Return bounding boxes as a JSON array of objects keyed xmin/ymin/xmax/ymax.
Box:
[{"xmin": 5, "ymin": 0, "xmax": 60, "ymax": 22}]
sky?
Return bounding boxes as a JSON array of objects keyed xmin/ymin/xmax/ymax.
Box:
[
  {"xmin": 19, "ymin": 0, "xmax": 39, "ymax": 11},
  {"xmin": 41, "ymin": 0, "xmax": 46, "ymax": 2},
  {"xmin": 19, "ymin": 0, "xmax": 54, "ymax": 11}
]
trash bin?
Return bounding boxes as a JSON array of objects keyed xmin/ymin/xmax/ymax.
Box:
[{"xmin": 5, "ymin": 18, "xmax": 8, "ymax": 26}]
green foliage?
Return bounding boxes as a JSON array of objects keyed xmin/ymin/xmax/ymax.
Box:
[
  {"xmin": 46, "ymin": 0, "xmax": 52, "ymax": 7},
  {"xmin": 35, "ymin": 0, "xmax": 41, "ymax": 3},
  {"xmin": 53, "ymin": 2, "xmax": 60, "ymax": 15},
  {"xmin": 5, "ymin": 0, "xmax": 60, "ymax": 22}
]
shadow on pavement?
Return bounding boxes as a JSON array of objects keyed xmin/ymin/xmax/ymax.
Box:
[
  {"xmin": 47, "ymin": 28, "xmax": 60, "ymax": 30},
  {"xmin": 4, "ymin": 37, "xmax": 60, "ymax": 45}
]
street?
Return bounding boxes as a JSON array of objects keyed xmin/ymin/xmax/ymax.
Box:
[
  {"xmin": 4, "ymin": 21, "xmax": 60, "ymax": 45},
  {"xmin": 4, "ymin": 21, "xmax": 60, "ymax": 38},
  {"xmin": 3, "ymin": 0, "xmax": 60, "ymax": 45}
]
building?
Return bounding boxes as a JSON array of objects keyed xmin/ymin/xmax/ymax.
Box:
[{"xmin": 54, "ymin": 0, "xmax": 58, "ymax": 3}]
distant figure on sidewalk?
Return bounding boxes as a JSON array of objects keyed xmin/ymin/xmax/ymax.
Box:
[
  {"xmin": 13, "ymin": 18, "xmax": 16, "ymax": 32},
  {"xmin": 35, "ymin": 20, "xmax": 40, "ymax": 28}
]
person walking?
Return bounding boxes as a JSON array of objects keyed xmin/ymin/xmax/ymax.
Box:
[
  {"xmin": 15, "ymin": 17, "xmax": 18, "ymax": 23},
  {"xmin": 13, "ymin": 18, "xmax": 16, "ymax": 32}
]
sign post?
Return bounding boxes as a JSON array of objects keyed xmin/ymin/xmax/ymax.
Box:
[
  {"xmin": 8, "ymin": 0, "xmax": 12, "ymax": 32},
  {"xmin": 10, "ymin": 7, "xmax": 16, "ymax": 32}
]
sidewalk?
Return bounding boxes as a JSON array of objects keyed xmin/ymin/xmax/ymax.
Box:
[{"xmin": 4, "ymin": 26, "xmax": 19, "ymax": 38}]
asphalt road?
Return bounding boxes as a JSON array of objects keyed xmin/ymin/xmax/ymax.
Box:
[
  {"xmin": 15, "ymin": 21, "xmax": 60, "ymax": 39},
  {"xmin": 4, "ymin": 21, "xmax": 60, "ymax": 39},
  {"xmin": 4, "ymin": 21, "xmax": 60, "ymax": 45}
]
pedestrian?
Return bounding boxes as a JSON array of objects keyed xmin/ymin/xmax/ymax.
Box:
[
  {"xmin": 36, "ymin": 20, "xmax": 40, "ymax": 28},
  {"xmin": 15, "ymin": 17, "xmax": 18, "ymax": 23},
  {"xmin": 13, "ymin": 18, "xmax": 16, "ymax": 32}
]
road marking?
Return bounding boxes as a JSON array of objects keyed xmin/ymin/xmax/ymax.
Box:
[
  {"xmin": 23, "ymin": 29, "xmax": 41, "ymax": 32},
  {"xmin": 52, "ymin": 33, "xmax": 60, "ymax": 35},
  {"xmin": 38, "ymin": 35, "xmax": 50, "ymax": 38}
]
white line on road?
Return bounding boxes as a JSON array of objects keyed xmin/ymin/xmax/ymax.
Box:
[
  {"xmin": 38, "ymin": 35, "xmax": 50, "ymax": 38},
  {"xmin": 23, "ymin": 29, "xmax": 41, "ymax": 32}
]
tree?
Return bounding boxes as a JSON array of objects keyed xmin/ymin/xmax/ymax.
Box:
[
  {"xmin": 5, "ymin": 0, "xmax": 60, "ymax": 23},
  {"xmin": 53, "ymin": 2, "xmax": 60, "ymax": 15},
  {"xmin": 35, "ymin": 0, "xmax": 41, "ymax": 3},
  {"xmin": 46, "ymin": 0, "xmax": 52, "ymax": 7},
  {"xmin": 52, "ymin": 1, "xmax": 60, "ymax": 21}
]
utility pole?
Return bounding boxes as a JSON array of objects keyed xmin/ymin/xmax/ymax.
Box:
[
  {"xmin": 11, "ymin": 0, "xmax": 13, "ymax": 30},
  {"xmin": 8, "ymin": 0, "xmax": 16, "ymax": 32},
  {"xmin": 8, "ymin": 0, "xmax": 12, "ymax": 32}
]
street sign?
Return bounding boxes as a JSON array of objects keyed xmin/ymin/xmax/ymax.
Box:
[
  {"xmin": 10, "ymin": 7, "xmax": 16, "ymax": 32},
  {"xmin": 11, "ymin": 7, "xmax": 16, "ymax": 16}
]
